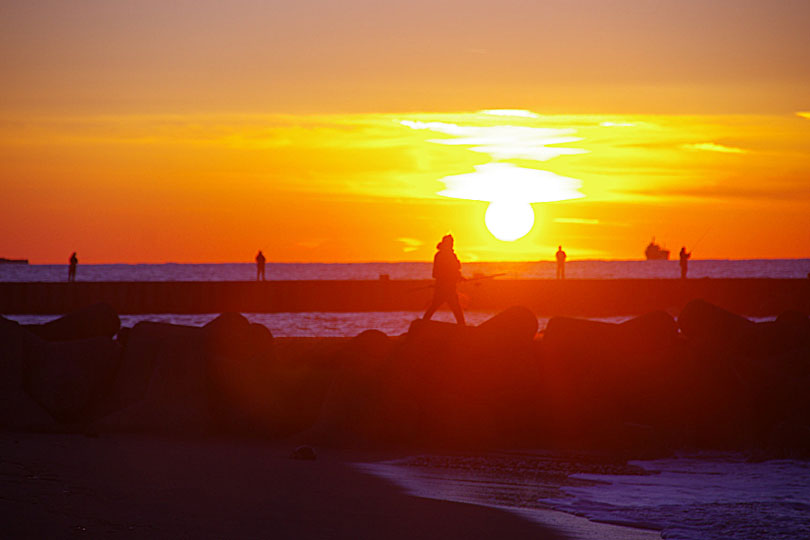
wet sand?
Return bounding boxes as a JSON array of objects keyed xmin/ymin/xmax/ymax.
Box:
[
  {"xmin": 0, "ymin": 432, "xmax": 666, "ymax": 539},
  {"xmin": 0, "ymin": 432, "xmax": 568, "ymax": 539},
  {"xmin": 361, "ymin": 457, "xmax": 663, "ymax": 540}
]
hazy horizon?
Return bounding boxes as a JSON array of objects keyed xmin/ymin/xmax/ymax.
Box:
[{"xmin": 7, "ymin": 256, "xmax": 810, "ymax": 266}]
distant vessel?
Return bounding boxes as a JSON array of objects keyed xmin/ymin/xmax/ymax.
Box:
[
  {"xmin": 644, "ymin": 238, "xmax": 670, "ymax": 260},
  {"xmin": 0, "ymin": 257, "xmax": 28, "ymax": 264}
]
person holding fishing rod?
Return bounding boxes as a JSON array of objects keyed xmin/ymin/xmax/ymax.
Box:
[
  {"xmin": 423, "ymin": 234, "xmax": 466, "ymax": 325},
  {"xmin": 555, "ymin": 245, "xmax": 567, "ymax": 279},
  {"xmin": 679, "ymin": 246, "xmax": 691, "ymax": 279},
  {"xmin": 680, "ymin": 226, "xmax": 710, "ymax": 279}
]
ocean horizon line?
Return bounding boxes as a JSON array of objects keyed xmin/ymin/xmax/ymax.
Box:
[{"xmin": 10, "ymin": 257, "xmax": 810, "ymax": 266}]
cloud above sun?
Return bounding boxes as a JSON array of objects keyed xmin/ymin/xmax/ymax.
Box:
[
  {"xmin": 400, "ymin": 111, "xmax": 588, "ymax": 241},
  {"xmin": 682, "ymin": 142, "xmax": 746, "ymax": 154},
  {"xmin": 438, "ymin": 163, "xmax": 584, "ymax": 203},
  {"xmin": 399, "ymin": 120, "xmax": 587, "ymax": 162}
]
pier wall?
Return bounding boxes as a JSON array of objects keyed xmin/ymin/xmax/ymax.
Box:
[{"xmin": 1, "ymin": 279, "xmax": 808, "ymax": 316}]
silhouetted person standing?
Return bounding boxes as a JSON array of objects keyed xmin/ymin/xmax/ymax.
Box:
[
  {"xmin": 255, "ymin": 250, "xmax": 266, "ymax": 281},
  {"xmin": 555, "ymin": 245, "xmax": 566, "ymax": 279},
  {"xmin": 679, "ymin": 247, "xmax": 691, "ymax": 279},
  {"xmin": 68, "ymin": 252, "xmax": 78, "ymax": 282},
  {"xmin": 423, "ymin": 234, "xmax": 466, "ymax": 325}
]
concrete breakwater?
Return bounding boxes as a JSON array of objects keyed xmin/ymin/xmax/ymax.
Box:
[
  {"xmin": 1, "ymin": 279, "xmax": 808, "ymax": 316},
  {"xmin": 2, "ymin": 302, "xmax": 809, "ymax": 458}
]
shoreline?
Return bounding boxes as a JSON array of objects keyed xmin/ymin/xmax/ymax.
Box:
[
  {"xmin": 0, "ymin": 432, "xmax": 582, "ymax": 540},
  {"xmin": 357, "ymin": 457, "xmax": 662, "ymax": 540}
]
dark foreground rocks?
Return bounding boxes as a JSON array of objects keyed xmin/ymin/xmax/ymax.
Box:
[
  {"xmin": 1, "ymin": 300, "xmax": 808, "ymax": 460},
  {"xmin": 0, "ymin": 317, "xmax": 55, "ymax": 429},
  {"xmin": 27, "ymin": 336, "xmax": 121, "ymax": 423},
  {"xmin": 25, "ymin": 302, "xmax": 120, "ymax": 342}
]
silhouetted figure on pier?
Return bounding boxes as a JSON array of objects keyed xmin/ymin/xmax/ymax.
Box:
[
  {"xmin": 423, "ymin": 234, "xmax": 466, "ymax": 325},
  {"xmin": 255, "ymin": 250, "xmax": 266, "ymax": 281},
  {"xmin": 679, "ymin": 246, "xmax": 691, "ymax": 279},
  {"xmin": 68, "ymin": 252, "xmax": 78, "ymax": 282},
  {"xmin": 555, "ymin": 245, "xmax": 566, "ymax": 279}
]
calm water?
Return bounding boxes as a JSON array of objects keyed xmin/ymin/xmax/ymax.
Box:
[
  {"xmin": 2, "ymin": 259, "xmax": 809, "ymax": 282},
  {"xmin": 547, "ymin": 455, "xmax": 810, "ymax": 540},
  {"xmin": 5, "ymin": 311, "xmax": 512, "ymax": 337},
  {"xmin": 363, "ymin": 453, "xmax": 810, "ymax": 540},
  {"xmin": 3, "ymin": 260, "xmax": 798, "ymax": 335}
]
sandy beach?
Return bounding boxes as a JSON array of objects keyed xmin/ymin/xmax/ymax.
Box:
[{"xmin": 0, "ymin": 431, "xmax": 661, "ymax": 540}]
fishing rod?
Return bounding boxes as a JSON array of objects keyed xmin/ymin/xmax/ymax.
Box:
[
  {"xmin": 464, "ymin": 272, "xmax": 507, "ymax": 283},
  {"xmin": 689, "ymin": 226, "xmax": 713, "ymax": 253},
  {"xmin": 409, "ymin": 273, "xmax": 507, "ymax": 292}
]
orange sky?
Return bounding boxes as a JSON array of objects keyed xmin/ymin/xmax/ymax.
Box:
[{"xmin": 1, "ymin": 1, "xmax": 809, "ymax": 263}]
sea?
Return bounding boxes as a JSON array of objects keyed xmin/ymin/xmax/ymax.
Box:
[
  {"xmin": 2, "ymin": 259, "xmax": 809, "ymax": 283},
  {"xmin": 4, "ymin": 259, "xmax": 810, "ymax": 540},
  {"xmin": 2, "ymin": 259, "xmax": 807, "ymax": 335},
  {"xmin": 361, "ymin": 452, "xmax": 810, "ymax": 540}
]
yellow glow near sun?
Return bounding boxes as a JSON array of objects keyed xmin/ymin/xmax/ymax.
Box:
[
  {"xmin": 400, "ymin": 112, "xmax": 587, "ymax": 242},
  {"xmin": 480, "ymin": 109, "xmax": 540, "ymax": 119},
  {"xmin": 439, "ymin": 163, "xmax": 584, "ymax": 241}
]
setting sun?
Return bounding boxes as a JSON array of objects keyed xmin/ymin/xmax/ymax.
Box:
[{"xmin": 484, "ymin": 201, "xmax": 535, "ymax": 241}]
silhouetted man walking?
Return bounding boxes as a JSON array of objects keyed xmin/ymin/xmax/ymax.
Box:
[
  {"xmin": 423, "ymin": 234, "xmax": 466, "ymax": 325},
  {"xmin": 555, "ymin": 245, "xmax": 566, "ymax": 279},
  {"xmin": 68, "ymin": 252, "xmax": 78, "ymax": 282},
  {"xmin": 256, "ymin": 250, "xmax": 266, "ymax": 281},
  {"xmin": 679, "ymin": 246, "xmax": 691, "ymax": 279}
]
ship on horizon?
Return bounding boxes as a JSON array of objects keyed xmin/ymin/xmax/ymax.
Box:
[
  {"xmin": 644, "ymin": 238, "xmax": 670, "ymax": 260},
  {"xmin": 0, "ymin": 257, "xmax": 29, "ymax": 265}
]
